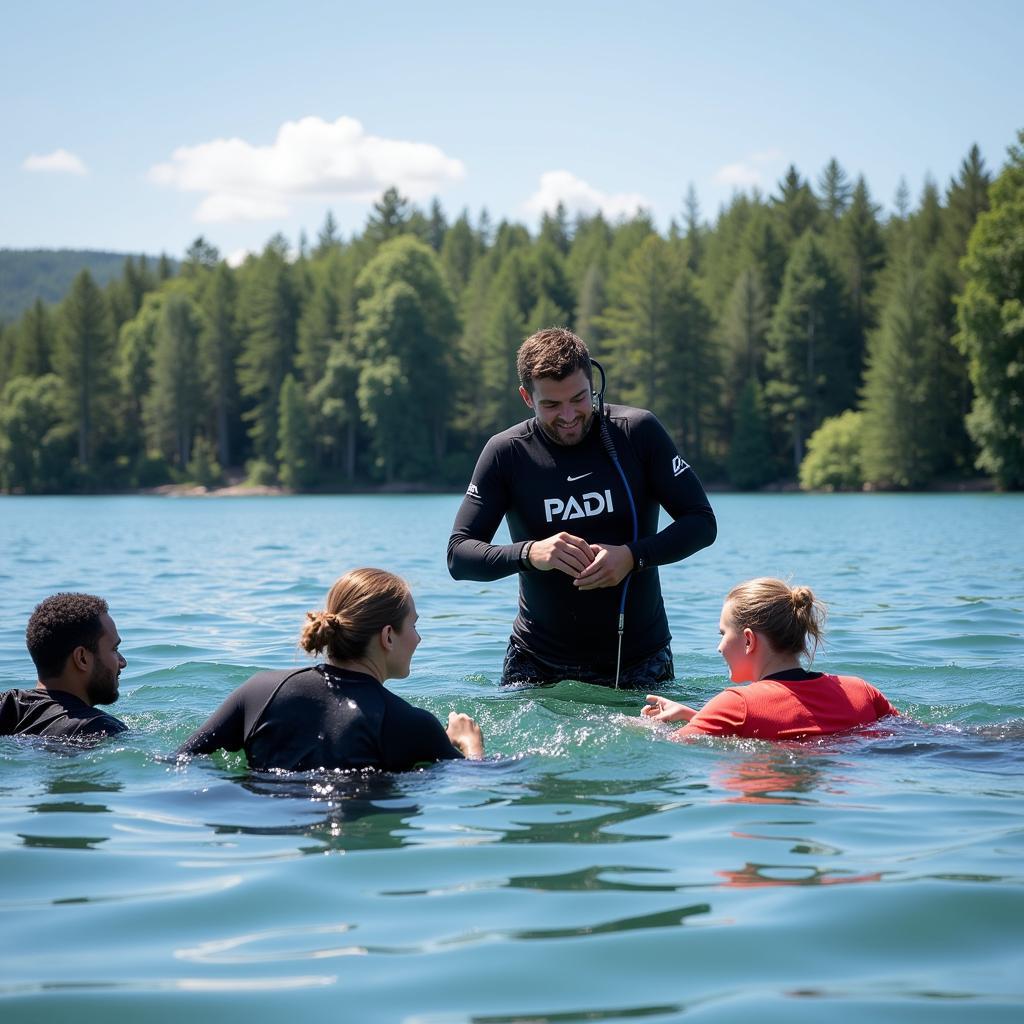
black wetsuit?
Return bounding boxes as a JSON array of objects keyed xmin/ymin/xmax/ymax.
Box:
[
  {"xmin": 176, "ymin": 665, "xmax": 463, "ymax": 772},
  {"xmin": 447, "ymin": 405, "xmax": 716, "ymax": 680},
  {"xmin": 0, "ymin": 688, "xmax": 127, "ymax": 739}
]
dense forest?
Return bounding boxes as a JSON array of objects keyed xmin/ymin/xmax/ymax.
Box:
[
  {"xmin": 0, "ymin": 249, "xmax": 175, "ymax": 323},
  {"xmin": 1, "ymin": 131, "xmax": 1022, "ymax": 494}
]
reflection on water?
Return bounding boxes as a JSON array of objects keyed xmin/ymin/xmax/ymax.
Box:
[
  {"xmin": 716, "ymin": 863, "xmax": 884, "ymax": 889},
  {"xmin": 212, "ymin": 770, "xmax": 421, "ymax": 853}
]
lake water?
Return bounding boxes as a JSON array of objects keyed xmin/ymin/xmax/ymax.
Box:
[{"xmin": 1, "ymin": 493, "xmax": 1022, "ymax": 1023}]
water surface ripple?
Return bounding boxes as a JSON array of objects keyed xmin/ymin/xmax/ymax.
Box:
[{"xmin": 1, "ymin": 494, "xmax": 1022, "ymax": 1022}]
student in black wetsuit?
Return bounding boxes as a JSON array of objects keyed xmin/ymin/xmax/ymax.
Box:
[
  {"xmin": 448, "ymin": 327, "xmax": 717, "ymax": 688},
  {"xmin": 1, "ymin": 593, "xmax": 128, "ymax": 739},
  {"xmin": 176, "ymin": 568, "xmax": 484, "ymax": 772}
]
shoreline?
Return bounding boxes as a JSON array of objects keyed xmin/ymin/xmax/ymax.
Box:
[{"xmin": 0, "ymin": 477, "xmax": 1001, "ymax": 498}]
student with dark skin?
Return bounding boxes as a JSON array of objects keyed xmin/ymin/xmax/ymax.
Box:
[{"xmin": 1, "ymin": 593, "xmax": 128, "ymax": 738}]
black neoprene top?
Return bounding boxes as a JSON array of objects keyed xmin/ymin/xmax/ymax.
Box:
[
  {"xmin": 447, "ymin": 405, "xmax": 717, "ymax": 667},
  {"xmin": 0, "ymin": 688, "xmax": 127, "ymax": 739},
  {"xmin": 176, "ymin": 665, "xmax": 463, "ymax": 772}
]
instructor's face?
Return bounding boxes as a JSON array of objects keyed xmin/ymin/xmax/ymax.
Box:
[{"xmin": 520, "ymin": 369, "xmax": 595, "ymax": 447}]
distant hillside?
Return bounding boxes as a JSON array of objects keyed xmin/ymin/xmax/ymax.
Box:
[{"xmin": 0, "ymin": 248, "xmax": 176, "ymax": 323}]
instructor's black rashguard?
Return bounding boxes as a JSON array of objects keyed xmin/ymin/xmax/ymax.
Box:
[{"xmin": 447, "ymin": 405, "xmax": 716, "ymax": 668}]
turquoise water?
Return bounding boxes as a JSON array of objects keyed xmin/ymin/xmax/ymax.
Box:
[{"xmin": 1, "ymin": 493, "xmax": 1022, "ymax": 1023}]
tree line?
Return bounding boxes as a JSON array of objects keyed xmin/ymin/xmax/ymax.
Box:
[{"xmin": 1, "ymin": 131, "xmax": 1022, "ymax": 494}]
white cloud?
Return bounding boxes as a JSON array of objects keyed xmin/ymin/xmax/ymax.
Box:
[
  {"xmin": 713, "ymin": 162, "xmax": 764, "ymax": 189},
  {"xmin": 148, "ymin": 115, "xmax": 466, "ymax": 223},
  {"xmin": 196, "ymin": 194, "xmax": 290, "ymax": 224},
  {"xmin": 523, "ymin": 171, "xmax": 648, "ymax": 220},
  {"xmin": 23, "ymin": 149, "xmax": 87, "ymax": 175},
  {"xmin": 226, "ymin": 247, "xmax": 256, "ymax": 268},
  {"xmin": 713, "ymin": 149, "xmax": 785, "ymax": 190}
]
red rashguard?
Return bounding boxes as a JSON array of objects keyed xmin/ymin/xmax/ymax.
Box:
[{"xmin": 678, "ymin": 673, "xmax": 899, "ymax": 741}]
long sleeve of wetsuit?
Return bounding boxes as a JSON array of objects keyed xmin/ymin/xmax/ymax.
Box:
[
  {"xmin": 175, "ymin": 672, "xmax": 285, "ymax": 757},
  {"xmin": 623, "ymin": 412, "xmax": 717, "ymax": 571},
  {"xmin": 176, "ymin": 689, "xmax": 248, "ymax": 756},
  {"xmin": 447, "ymin": 435, "xmax": 531, "ymax": 582}
]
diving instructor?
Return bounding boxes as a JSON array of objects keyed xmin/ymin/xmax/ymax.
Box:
[{"xmin": 447, "ymin": 327, "xmax": 716, "ymax": 688}]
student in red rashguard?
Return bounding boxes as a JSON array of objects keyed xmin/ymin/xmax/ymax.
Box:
[{"xmin": 642, "ymin": 578, "xmax": 898, "ymax": 741}]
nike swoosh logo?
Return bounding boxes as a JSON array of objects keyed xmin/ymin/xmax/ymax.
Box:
[{"xmin": 567, "ymin": 472, "xmax": 592, "ymax": 482}]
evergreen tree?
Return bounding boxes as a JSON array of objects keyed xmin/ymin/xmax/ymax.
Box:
[
  {"xmin": 0, "ymin": 325, "xmax": 15, "ymax": 392},
  {"xmin": 893, "ymin": 177, "xmax": 911, "ymax": 219},
  {"xmin": 354, "ymin": 236, "xmax": 459, "ymax": 480},
  {"xmin": 936, "ymin": 144, "xmax": 993, "ymax": 471},
  {"xmin": 836, "ymin": 176, "xmax": 885, "ymax": 373},
  {"xmin": 764, "ymin": 234, "xmax": 852, "ymax": 471},
  {"xmin": 817, "ymin": 158, "xmax": 854, "ymax": 220},
  {"xmin": 907, "ymin": 177, "xmax": 977, "ymax": 475},
  {"xmin": 772, "ymin": 165, "xmax": 820, "ymax": 242},
  {"xmin": 295, "ymin": 262, "xmax": 340, "ymax": 390},
  {"xmin": 526, "ymin": 293, "xmax": 569, "ymax": 336},
  {"xmin": 539, "ymin": 203, "xmax": 571, "ymax": 255},
  {"xmin": 52, "ymin": 270, "xmax": 115, "ymax": 471},
  {"xmin": 310, "ymin": 336, "xmax": 362, "ymax": 481},
  {"xmin": 365, "ymin": 187, "xmax": 412, "ymax": 246},
  {"xmin": 106, "ymin": 255, "xmax": 156, "ymax": 330},
  {"xmin": 943, "ymin": 144, "xmax": 992, "ymax": 280},
  {"xmin": 600, "ymin": 235, "xmax": 717, "ymax": 460},
  {"xmin": 565, "ymin": 212, "xmax": 612, "ymax": 296},
  {"xmin": 477, "ymin": 288, "xmax": 527, "ymax": 441},
  {"xmin": 145, "ymin": 291, "xmax": 204, "ymax": 467},
  {"xmin": 721, "ymin": 266, "xmax": 770, "ymax": 391},
  {"xmin": 531, "ymin": 241, "xmax": 574, "ymax": 323},
  {"xmin": 357, "ymin": 353, "xmax": 406, "ymax": 482},
  {"xmin": 276, "ymin": 373, "xmax": 313, "ymax": 488},
  {"xmin": 954, "ymin": 130, "xmax": 1024, "ymax": 487},
  {"xmin": 12, "ymin": 299, "xmax": 54, "ymax": 378},
  {"xmin": 236, "ymin": 236, "xmax": 299, "ymax": 465},
  {"xmin": 740, "ymin": 204, "xmax": 788, "ymax": 312},
  {"xmin": 117, "ymin": 291, "xmax": 165, "ymax": 464},
  {"xmin": 914, "ymin": 178, "xmax": 944, "ymax": 249},
  {"xmin": 440, "ymin": 211, "xmax": 480, "ymax": 295},
  {"xmin": 860, "ymin": 247, "xmax": 946, "ymax": 488},
  {"xmin": 728, "ymin": 377, "xmax": 776, "ymax": 489},
  {"xmin": 575, "ymin": 262, "xmax": 607, "ymax": 348},
  {"xmin": 197, "ymin": 262, "xmax": 240, "ymax": 467},
  {"xmin": 185, "ymin": 434, "xmax": 223, "ymax": 488},
  {"xmin": 681, "ymin": 183, "xmax": 704, "ymax": 273},
  {"xmin": 427, "ymin": 198, "xmax": 448, "ymax": 252},
  {"xmin": 600, "ymin": 234, "xmax": 674, "ymax": 410},
  {"xmin": 702, "ymin": 192, "xmax": 760, "ymax": 317},
  {"xmin": 477, "ymin": 207, "xmax": 493, "ymax": 248},
  {"xmin": 606, "ymin": 212, "xmax": 657, "ymax": 278},
  {"xmin": 181, "ymin": 236, "xmax": 220, "ymax": 277},
  {"xmin": 315, "ymin": 210, "xmax": 342, "ymax": 257},
  {"xmin": 157, "ymin": 253, "xmax": 175, "ymax": 281}
]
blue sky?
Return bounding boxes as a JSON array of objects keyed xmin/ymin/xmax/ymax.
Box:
[{"xmin": 3, "ymin": 0, "xmax": 1022, "ymax": 263}]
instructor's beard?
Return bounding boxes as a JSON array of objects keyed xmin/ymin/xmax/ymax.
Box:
[
  {"xmin": 537, "ymin": 408, "xmax": 595, "ymax": 447},
  {"xmin": 86, "ymin": 658, "xmax": 120, "ymax": 706}
]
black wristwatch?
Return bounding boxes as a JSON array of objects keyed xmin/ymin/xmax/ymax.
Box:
[{"xmin": 520, "ymin": 541, "xmax": 534, "ymax": 569}]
